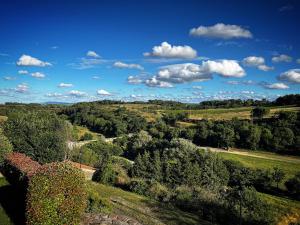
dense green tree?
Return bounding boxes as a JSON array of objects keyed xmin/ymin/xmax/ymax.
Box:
[
  {"xmin": 4, "ymin": 111, "xmax": 67, "ymax": 164},
  {"xmin": 0, "ymin": 128, "xmax": 13, "ymax": 165},
  {"xmin": 251, "ymin": 107, "xmax": 270, "ymax": 120},
  {"xmin": 285, "ymin": 172, "xmax": 300, "ymax": 200},
  {"xmin": 272, "ymin": 167, "xmax": 285, "ymax": 189}
]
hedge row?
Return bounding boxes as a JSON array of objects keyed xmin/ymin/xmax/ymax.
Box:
[
  {"xmin": 1, "ymin": 153, "xmax": 87, "ymax": 225},
  {"xmin": 1, "ymin": 152, "xmax": 41, "ymax": 186}
]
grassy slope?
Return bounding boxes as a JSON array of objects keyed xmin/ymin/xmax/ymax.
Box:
[
  {"xmin": 88, "ymin": 181, "xmax": 209, "ymax": 225},
  {"xmin": 217, "ymin": 151, "xmax": 300, "ymax": 189},
  {"xmin": 0, "ymin": 178, "xmax": 13, "ymax": 225}
]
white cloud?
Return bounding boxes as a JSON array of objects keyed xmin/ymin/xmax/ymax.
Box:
[
  {"xmin": 17, "ymin": 54, "xmax": 52, "ymax": 67},
  {"xmin": 69, "ymin": 58, "xmax": 106, "ymax": 69},
  {"xmin": 257, "ymin": 64, "xmax": 274, "ymax": 71},
  {"xmin": 264, "ymin": 83, "xmax": 289, "ymax": 89},
  {"xmin": 113, "ymin": 61, "xmax": 144, "ymax": 70},
  {"xmin": 31, "ymin": 72, "xmax": 45, "ymax": 78},
  {"xmin": 297, "ymin": 59, "xmax": 300, "ymax": 64},
  {"xmin": 127, "ymin": 75, "xmax": 143, "ymax": 84},
  {"xmin": 97, "ymin": 89, "xmax": 112, "ymax": 96},
  {"xmin": 145, "ymin": 77, "xmax": 173, "ymax": 88},
  {"xmin": 192, "ymin": 86, "xmax": 203, "ymax": 90},
  {"xmin": 18, "ymin": 70, "xmax": 28, "ymax": 74},
  {"xmin": 189, "ymin": 23, "xmax": 252, "ymax": 39},
  {"xmin": 15, "ymin": 84, "xmax": 29, "ymax": 93},
  {"xmin": 46, "ymin": 93, "xmax": 64, "ymax": 97},
  {"xmin": 144, "ymin": 60, "xmax": 245, "ymax": 88},
  {"xmin": 203, "ymin": 60, "xmax": 245, "ymax": 77},
  {"xmin": 272, "ymin": 54, "xmax": 292, "ymax": 63},
  {"xmin": 227, "ymin": 80, "xmax": 255, "ymax": 85},
  {"xmin": 243, "ymin": 56, "xmax": 265, "ymax": 66},
  {"xmin": 144, "ymin": 42, "xmax": 197, "ymax": 59},
  {"xmin": 3, "ymin": 76, "xmax": 16, "ymax": 80},
  {"xmin": 69, "ymin": 90, "xmax": 87, "ymax": 97},
  {"xmin": 58, "ymin": 83, "xmax": 73, "ymax": 88},
  {"xmin": 278, "ymin": 69, "xmax": 300, "ymax": 83},
  {"xmin": 243, "ymin": 56, "xmax": 273, "ymax": 71},
  {"xmin": 92, "ymin": 76, "xmax": 100, "ymax": 79},
  {"xmin": 155, "ymin": 63, "xmax": 212, "ymax": 83},
  {"xmin": 87, "ymin": 50, "xmax": 100, "ymax": 58}
]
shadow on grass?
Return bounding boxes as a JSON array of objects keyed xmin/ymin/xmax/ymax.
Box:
[{"xmin": 0, "ymin": 183, "xmax": 26, "ymax": 225}]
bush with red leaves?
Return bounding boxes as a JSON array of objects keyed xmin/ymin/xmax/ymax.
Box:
[
  {"xmin": 26, "ymin": 162, "xmax": 87, "ymax": 225},
  {"xmin": 1, "ymin": 152, "xmax": 41, "ymax": 187}
]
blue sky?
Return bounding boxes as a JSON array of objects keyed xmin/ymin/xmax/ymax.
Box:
[{"xmin": 0, "ymin": 0, "xmax": 299, "ymax": 103}]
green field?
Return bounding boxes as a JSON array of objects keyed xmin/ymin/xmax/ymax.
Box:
[
  {"xmin": 164, "ymin": 106, "xmax": 300, "ymax": 121},
  {"xmin": 217, "ymin": 150, "xmax": 300, "ymax": 188}
]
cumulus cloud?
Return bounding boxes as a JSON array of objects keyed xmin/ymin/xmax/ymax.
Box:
[
  {"xmin": 15, "ymin": 84, "xmax": 29, "ymax": 93},
  {"xmin": 257, "ymin": 64, "xmax": 274, "ymax": 71},
  {"xmin": 189, "ymin": 23, "xmax": 252, "ymax": 39},
  {"xmin": 144, "ymin": 42, "xmax": 197, "ymax": 59},
  {"xmin": 243, "ymin": 56, "xmax": 265, "ymax": 67},
  {"xmin": 278, "ymin": 69, "xmax": 300, "ymax": 83},
  {"xmin": 113, "ymin": 61, "xmax": 144, "ymax": 70},
  {"xmin": 18, "ymin": 70, "xmax": 28, "ymax": 74},
  {"xmin": 31, "ymin": 72, "xmax": 45, "ymax": 78},
  {"xmin": 242, "ymin": 56, "xmax": 273, "ymax": 71},
  {"xmin": 264, "ymin": 82, "xmax": 289, "ymax": 89},
  {"xmin": 58, "ymin": 83, "xmax": 73, "ymax": 88},
  {"xmin": 145, "ymin": 77, "xmax": 173, "ymax": 88},
  {"xmin": 87, "ymin": 50, "xmax": 100, "ymax": 58},
  {"xmin": 272, "ymin": 54, "xmax": 292, "ymax": 63},
  {"xmin": 203, "ymin": 60, "xmax": 245, "ymax": 77},
  {"xmin": 97, "ymin": 89, "xmax": 112, "ymax": 96},
  {"xmin": 144, "ymin": 60, "xmax": 245, "ymax": 88},
  {"xmin": 17, "ymin": 55, "xmax": 52, "ymax": 67},
  {"xmin": 127, "ymin": 75, "xmax": 143, "ymax": 84},
  {"xmin": 69, "ymin": 90, "xmax": 87, "ymax": 97}
]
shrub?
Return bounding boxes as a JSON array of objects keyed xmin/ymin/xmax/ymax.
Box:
[
  {"xmin": 147, "ymin": 182, "xmax": 172, "ymax": 202},
  {"xmin": 113, "ymin": 164, "xmax": 130, "ymax": 187},
  {"xmin": 86, "ymin": 185, "xmax": 112, "ymax": 213},
  {"xmin": 0, "ymin": 128, "xmax": 13, "ymax": 166},
  {"xmin": 1, "ymin": 152, "xmax": 41, "ymax": 187},
  {"xmin": 285, "ymin": 172, "xmax": 300, "ymax": 200},
  {"xmin": 128, "ymin": 178, "xmax": 149, "ymax": 195},
  {"xmin": 80, "ymin": 132, "xmax": 93, "ymax": 141},
  {"xmin": 26, "ymin": 162, "xmax": 87, "ymax": 225}
]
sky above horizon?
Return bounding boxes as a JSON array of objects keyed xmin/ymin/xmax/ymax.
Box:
[{"xmin": 0, "ymin": 0, "xmax": 300, "ymax": 103}]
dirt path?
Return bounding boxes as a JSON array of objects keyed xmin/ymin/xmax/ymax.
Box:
[{"xmin": 200, "ymin": 146, "xmax": 300, "ymax": 164}]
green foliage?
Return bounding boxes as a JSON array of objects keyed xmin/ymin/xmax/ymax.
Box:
[
  {"xmin": 60, "ymin": 102, "xmax": 147, "ymax": 137},
  {"xmin": 71, "ymin": 146, "xmax": 99, "ymax": 167},
  {"xmin": 80, "ymin": 132, "xmax": 93, "ymax": 141},
  {"xmin": 272, "ymin": 167, "xmax": 285, "ymax": 189},
  {"xmin": 0, "ymin": 128, "xmax": 13, "ymax": 166},
  {"xmin": 4, "ymin": 111, "xmax": 67, "ymax": 164},
  {"xmin": 86, "ymin": 186, "xmax": 112, "ymax": 213},
  {"xmin": 285, "ymin": 172, "xmax": 300, "ymax": 200},
  {"xmin": 26, "ymin": 162, "xmax": 87, "ymax": 225},
  {"xmin": 251, "ymin": 107, "xmax": 270, "ymax": 120},
  {"xmin": 128, "ymin": 178, "xmax": 149, "ymax": 195}
]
